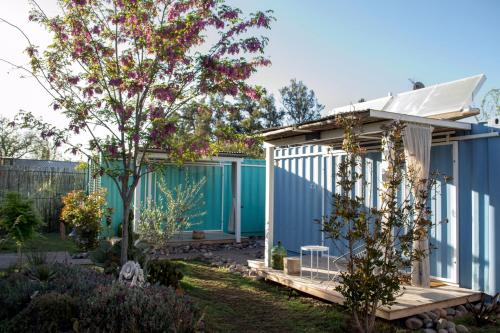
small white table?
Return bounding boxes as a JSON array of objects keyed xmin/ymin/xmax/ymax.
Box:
[{"xmin": 300, "ymin": 245, "xmax": 330, "ymax": 280}]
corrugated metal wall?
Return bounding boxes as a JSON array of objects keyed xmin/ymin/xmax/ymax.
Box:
[
  {"xmin": 101, "ymin": 159, "xmax": 265, "ymax": 236},
  {"xmin": 458, "ymin": 124, "xmax": 500, "ymax": 296},
  {"xmin": 273, "ymin": 126, "xmax": 500, "ymax": 295},
  {"xmin": 273, "ymin": 143, "xmax": 470, "ymax": 287}
]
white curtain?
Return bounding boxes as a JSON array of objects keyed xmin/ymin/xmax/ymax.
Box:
[{"xmin": 403, "ymin": 122, "xmax": 433, "ymax": 288}]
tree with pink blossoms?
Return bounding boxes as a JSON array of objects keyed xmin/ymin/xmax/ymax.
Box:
[{"xmin": 0, "ymin": 0, "xmax": 273, "ymax": 264}]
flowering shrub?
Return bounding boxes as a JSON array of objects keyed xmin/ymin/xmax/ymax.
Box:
[
  {"xmin": 60, "ymin": 190, "xmax": 107, "ymax": 251},
  {"xmin": 79, "ymin": 284, "xmax": 202, "ymax": 332}
]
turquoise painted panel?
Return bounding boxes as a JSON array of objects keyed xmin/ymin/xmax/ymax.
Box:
[
  {"xmin": 150, "ymin": 164, "xmax": 223, "ymax": 231},
  {"xmin": 99, "ymin": 159, "xmax": 266, "ymax": 236},
  {"xmin": 241, "ymin": 159, "xmax": 265, "ymax": 235}
]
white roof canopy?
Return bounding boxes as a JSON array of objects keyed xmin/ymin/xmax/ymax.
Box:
[{"xmin": 329, "ymin": 74, "xmax": 486, "ymax": 120}]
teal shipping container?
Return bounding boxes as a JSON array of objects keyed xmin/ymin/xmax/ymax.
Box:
[{"xmin": 99, "ymin": 159, "xmax": 265, "ymax": 236}]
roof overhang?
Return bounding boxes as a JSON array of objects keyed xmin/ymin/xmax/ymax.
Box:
[{"xmin": 261, "ymin": 109, "xmax": 472, "ymax": 148}]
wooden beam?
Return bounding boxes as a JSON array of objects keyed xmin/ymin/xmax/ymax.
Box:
[
  {"xmin": 265, "ymin": 121, "xmax": 391, "ymax": 147},
  {"xmin": 264, "ymin": 146, "xmax": 275, "ymax": 267},
  {"xmin": 231, "ymin": 161, "xmax": 242, "ymax": 243}
]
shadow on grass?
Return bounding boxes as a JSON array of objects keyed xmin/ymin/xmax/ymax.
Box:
[{"xmin": 179, "ymin": 261, "xmax": 347, "ymax": 333}]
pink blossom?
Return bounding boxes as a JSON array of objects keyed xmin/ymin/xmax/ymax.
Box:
[
  {"xmin": 109, "ymin": 78, "xmax": 123, "ymax": 87},
  {"xmin": 68, "ymin": 76, "xmax": 80, "ymax": 85},
  {"xmin": 153, "ymin": 87, "xmax": 175, "ymax": 103}
]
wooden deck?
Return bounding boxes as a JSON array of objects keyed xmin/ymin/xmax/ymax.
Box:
[{"xmin": 248, "ymin": 259, "xmax": 482, "ymax": 320}]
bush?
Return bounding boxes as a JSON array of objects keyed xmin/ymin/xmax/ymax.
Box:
[
  {"xmin": 7, "ymin": 292, "xmax": 78, "ymax": 333},
  {"xmin": 60, "ymin": 190, "xmax": 107, "ymax": 251},
  {"xmin": 79, "ymin": 283, "xmax": 201, "ymax": 333},
  {"xmin": 47, "ymin": 263, "xmax": 113, "ymax": 298},
  {"xmin": 0, "ymin": 192, "xmax": 42, "ymax": 248},
  {"xmin": 136, "ymin": 176, "xmax": 206, "ymax": 248},
  {"xmin": 147, "ymin": 259, "xmax": 184, "ymax": 288},
  {"xmin": 90, "ymin": 239, "xmax": 122, "ymax": 274},
  {"xmin": 0, "ymin": 272, "xmax": 41, "ymax": 321}
]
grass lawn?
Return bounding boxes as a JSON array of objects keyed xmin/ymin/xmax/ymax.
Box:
[
  {"xmin": 0, "ymin": 233, "xmax": 77, "ymax": 253},
  {"xmin": 179, "ymin": 261, "xmax": 349, "ymax": 333}
]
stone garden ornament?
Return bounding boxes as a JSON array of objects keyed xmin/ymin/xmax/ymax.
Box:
[{"xmin": 118, "ymin": 261, "xmax": 145, "ymax": 287}]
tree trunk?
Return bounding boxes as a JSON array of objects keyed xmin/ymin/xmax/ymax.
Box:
[{"xmin": 121, "ymin": 200, "xmax": 130, "ymax": 265}]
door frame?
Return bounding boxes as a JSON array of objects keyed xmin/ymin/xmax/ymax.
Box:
[{"xmin": 429, "ymin": 141, "xmax": 459, "ymax": 284}]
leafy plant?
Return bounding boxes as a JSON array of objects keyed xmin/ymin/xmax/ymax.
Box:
[
  {"xmin": 147, "ymin": 260, "xmax": 184, "ymax": 289},
  {"xmin": 0, "ymin": 272, "xmax": 41, "ymax": 321},
  {"xmin": 47, "ymin": 263, "xmax": 113, "ymax": 298},
  {"xmin": 26, "ymin": 264, "xmax": 57, "ymax": 285},
  {"xmin": 60, "ymin": 189, "xmax": 107, "ymax": 251},
  {"xmin": 6, "ymin": 292, "xmax": 78, "ymax": 333},
  {"xmin": 466, "ymin": 293, "xmax": 500, "ymax": 326},
  {"xmin": 322, "ymin": 116, "xmax": 435, "ymax": 333},
  {"xmin": 0, "ymin": 192, "xmax": 42, "ymax": 261},
  {"xmin": 26, "ymin": 249, "xmax": 48, "ymax": 267},
  {"xmin": 79, "ymin": 283, "xmax": 202, "ymax": 333},
  {"xmin": 137, "ymin": 176, "xmax": 207, "ymax": 249},
  {"xmin": 89, "ymin": 239, "xmax": 121, "ymax": 274}
]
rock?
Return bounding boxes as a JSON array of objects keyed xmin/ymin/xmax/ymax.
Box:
[
  {"xmin": 447, "ymin": 321, "xmax": 456, "ymax": 330},
  {"xmin": 422, "ymin": 329, "xmax": 437, "ymax": 333},
  {"xmin": 448, "ymin": 327, "xmax": 456, "ymax": 333},
  {"xmin": 418, "ymin": 313, "xmax": 431, "ymax": 321},
  {"xmin": 436, "ymin": 318, "xmax": 448, "ymax": 330},
  {"xmin": 446, "ymin": 316, "xmax": 455, "ymax": 321},
  {"xmin": 447, "ymin": 308, "xmax": 456, "ymax": 316},
  {"xmin": 427, "ymin": 311, "xmax": 439, "ymax": 322},
  {"xmin": 456, "ymin": 324, "xmax": 469, "ymax": 333},
  {"xmin": 425, "ymin": 311, "xmax": 439, "ymax": 321},
  {"xmin": 438, "ymin": 330, "xmax": 447, "ymax": 333},
  {"xmin": 438, "ymin": 308, "xmax": 448, "ymax": 318},
  {"xmin": 405, "ymin": 317, "xmax": 423, "ymax": 330},
  {"xmin": 456, "ymin": 305, "xmax": 467, "ymax": 313},
  {"xmin": 424, "ymin": 318, "xmax": 434, "ymax": 328}
]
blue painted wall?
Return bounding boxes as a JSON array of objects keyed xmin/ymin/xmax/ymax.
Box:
[
  {"xmin": 458, "ymin": 124, "xmax": 500, "ymax": 295},
  {"xmin": 100, "ymin": 159, "xmax": 265, "ymax": 236},
  {"xmin": 273, "ymin": 127, "xmax": 500, "ymax": 295}
]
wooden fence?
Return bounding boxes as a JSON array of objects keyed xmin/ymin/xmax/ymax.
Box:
[{"xmin": 0, "ymin": 164, "xmax": 85, "ymax": 232}]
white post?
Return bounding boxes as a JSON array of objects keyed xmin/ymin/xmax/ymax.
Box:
[
  {"xmin": 133, "ymin": 176, "xmax": 141, "ymax": 232},
  {"xmin": 231, "ymin": 160, "xmax": 242, "ymax": 243},
  {"xmin": 264, "ymin": 145, "xmax": 275, "ymax": 267}
]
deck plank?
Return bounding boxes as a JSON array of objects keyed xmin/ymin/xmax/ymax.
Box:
[{"xmin": 250, "ymin": 262, "xmax": 482, "ymax": 320}]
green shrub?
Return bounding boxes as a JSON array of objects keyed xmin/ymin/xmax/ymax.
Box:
[
  {"xmin": 47, "ymin": 263, "xmax": 113, "ymax": 298},
  {"xmin": 26, "ymin": 264, "xmax": 57, "ymax": 285},
  {"xmin": 89, "ymin": 239, "xmax": 122, "ymax": 274},
  {"xmin": 79, "ymin": 284, "xmax": 202, "ymax": 333},
  {"xmin": 0, "ymin": 272, "xmax": 41, "ymax": 321},
  {"xmin": 147, "ymin": 259, "xmax": 184, "ymax": 288},
  {"xmin": 60, "ymin": 190, "xmax": 107, "ymax": 251},
  {"xmin": 0, "ymin": 192, "xmax": 42, "ymax": 249},
  {"xmin": 7, "ymin": 292, "xmax": 78, "ymax": 333}
]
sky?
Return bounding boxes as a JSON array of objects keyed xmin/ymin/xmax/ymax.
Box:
[{"xmin": 0, "ymin": 0, "xmax": 499, "ymax": 139}]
